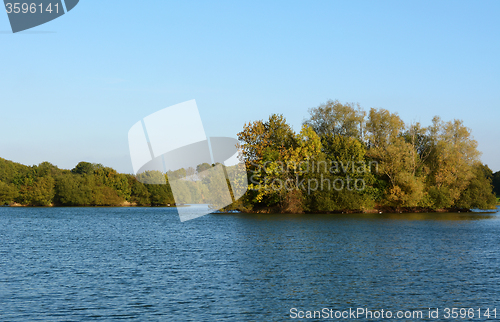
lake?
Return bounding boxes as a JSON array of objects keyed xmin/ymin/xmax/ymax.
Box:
[{"xmin": 1, "ymin": 206, "xmax": 500, "ymax": 321}]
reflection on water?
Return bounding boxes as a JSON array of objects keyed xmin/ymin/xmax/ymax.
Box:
[{"xmin": 0, "ymin": 206, "xmax": 499, "ymax": 321}]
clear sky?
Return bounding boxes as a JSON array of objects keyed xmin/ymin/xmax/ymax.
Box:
[{"xmin": 1, "ymin": 0, "xmax": 499, "ymax": 173}]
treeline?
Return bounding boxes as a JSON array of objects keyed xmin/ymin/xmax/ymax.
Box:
[
  {"xmin": 235, "ymin": 100, "xmax": 498, "ymax": 213},
  {"xmin": 0, "ymin": 159, "xmax": 175, "ymax": 206},
  {"xmin": 0, "ymin": 158, "xmax": 227, "ymax": 207},
  {"xmin": 1, "ymin": 100, "xmax": 498, "ymax": 211}
]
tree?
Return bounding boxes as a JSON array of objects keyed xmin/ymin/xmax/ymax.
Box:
[
  {"xmin": 0, "ymin": 181, "xmax": 19, "ymax": 205},
  {"xmin": 238, "ymin": 115, "xmax": 322, "ymax": 212},
  {"xmin": 366, "ymin": 108, "xmax": 405, "ymax": 149},
  {"xmin": 35, "ymin": 162, "xmax": 61, "ymax": 178},
  {"xmin": 238, "ymin": 114, "xmax": 296, "ymax": 164},
  {"xmin": 146, "ymin": 183, "xmax": 174, "ymax": 206},
  {"xmin": 54, "ymin": 174, "xmax": 93, "ymax": 206},
  {"xmin": 366, "ymin": 108, "xmax": 426, "ymax": 207},
  {"xmin": 492, "ymin": 171, "xmax": 500, "ymax": 197},
  {"xmin": 94, "ymin": 167, "xmax": 131, "ymax": 201},
  {"xmin": 456, "ymin": 164, "xmax": 497, "ymax": 209},
  {"xmin": 310, "ymin": 134, "xmax": 376, "ymax": 211},
  {"xmin": 304, "ymin": 100, "xmax": 366, "ymax": 140},
  {"xmin": 401, "ymin": 122, "xmax": 433, "ymax": 173},
  {"xmin": 425, "ymin": 118, "xmax": 481, "ymax": 208},
  {"xmin": 93, "ymin": 185, "xmax": 125, "ymax": 206},
  {"xmin": 71, "ymin": 161, "xmax": 96, "ymax": 175},
  {"xmin": 238, "ymin": 114, "xmax": 298, "ymax": 209},
  {"xmin": 0, "ymin": 157, "xmax": 30, "ymax": 184},
  {"xmin": 127, "ymin": 175, "xmax": 150, "ymax": 206},
  {"xmin": 18, "ymin": 176, "xmax": 55, "ymax": 206}
]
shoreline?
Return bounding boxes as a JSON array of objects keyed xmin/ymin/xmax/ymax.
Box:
[
  {"xmin": 5, "ymin": 204, "xmax": 497, "ymax": 215},
  {"xmin": 237, "ymin": 205, "xmax": 499, "ymax": 214},
  {"xmin": 3, "ymin": 203, "xmax": 181, "ymax": 208}
]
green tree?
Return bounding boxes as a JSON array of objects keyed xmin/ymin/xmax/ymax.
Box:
[
  {"xmin": 146, "ymin": 183, "xmax": 175, "ymax": 206},
  {"xmin": 71, "ymin": 161, "xmax": 97, "ymax": 175},
  {"xmin": 238, "ymin": 115, "xmax": 322, "ymax": 212},
  {"xmin": 304, "ymin": 100, "xmax": 366, "ymax": 140},
  {"xmin": 127, "ymin": 175, "xmax": 151, "ymax": 206},
  {"xmin": 238, "ymin": 114, "xmax": 298, "ymax": 209},
  {"xmin": 366, "ymin": 108, "xmax": 405, "ymax": 149},
  {"xmin": 310, "ymin": 134, "xmax": 376, "ymax": 211},
  {"xmin": 456, "ymin": 163, "xmax": 496, "ymax": 209},
  {"xmin": 26, "ymin": 176, "xmax": 55, "ymax": 206},
  {"xmin": 0, "ymin": 181, "xmax": 19, "ymax": 205},
  {"xmin": 0, "ymin": 157, "xmax": 30, "ymax": 185},
  {"xmin": 425, "ymin": 118, "xmax": 481, "ymax": 208},
  {"xmin": 238, "ymin": 114, "xmax": 296, "ymax": 164},
  {"xmin": 35, "ymin": 162, "xmax": 62, "ymax": 178},
  {"xmin": 366, "ymin": 108, "xmax": 426, "ymax": 208},
  {"xmin": 492, "ymin": 171, "xmax": 500, "ymax": 197},
  {"xmin": 54, "ymin": 174, "xmax": 94, "ymax": 206},
  {"xmin": 93, "ymin": 185, "xmax": 125, "ymax": 206},
  {"xmin": 94, "ymin": 167, "xmax": 131, "ymax": 201}
]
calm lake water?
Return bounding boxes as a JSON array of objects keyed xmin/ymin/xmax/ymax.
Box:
[{"xmin": 1, "ymin": 206, "xmax": 500, "ymax": 321}]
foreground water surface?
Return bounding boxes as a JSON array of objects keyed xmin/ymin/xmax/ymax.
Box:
[{"xmin": 1, "ymin": 206, "xmax": 500, "ymax": 321}]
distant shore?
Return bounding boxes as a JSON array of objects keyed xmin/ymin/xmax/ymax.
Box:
[
  {"xmin": 5, "ymin": 203, "xmax": 497, "ymax": 215},
  {"xmin": 3, "ymin": 202, "xmax": 180, "ymax": 208}
]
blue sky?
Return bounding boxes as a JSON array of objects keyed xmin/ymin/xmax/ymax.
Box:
[{"xmin": 1, "ymin": 0, "xmax": 499, "ymax": 173}]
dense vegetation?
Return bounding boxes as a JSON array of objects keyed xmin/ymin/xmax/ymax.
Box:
[
  {"xmin": 0, "ymin": 158, "xmax": 230, "ymax": 207},
  {"xmin": 0, "ymin": 100, "xmax": 498, "ymax": 211},
  {"xmin": 234, "ymin": 100, "xmax": 498, "ymax": 213},
  {"xmin": 0, "ymin": 159, "xmax": 175, "ymax": 207},
  {"xmin": 493, "ymin": 172, "xmax": 500, "ymax": 199}
]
